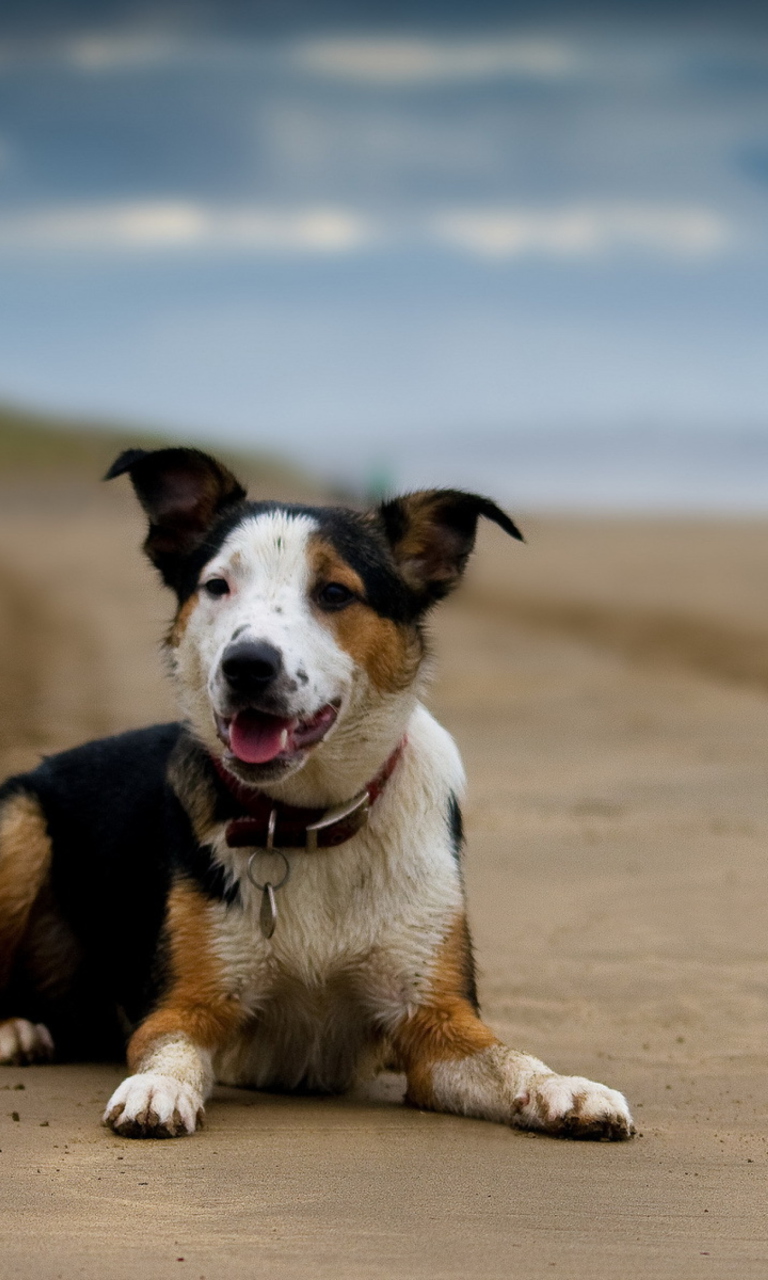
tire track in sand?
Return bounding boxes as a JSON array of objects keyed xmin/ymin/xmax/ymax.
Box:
[{"xmin": 462, "ymin": 584, "xmax": 768, "ymax": 696}]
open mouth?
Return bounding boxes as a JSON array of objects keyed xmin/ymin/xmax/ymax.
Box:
[{"xmin": 216, "ymin": 703, "xmax": 339, "ymax": 766}]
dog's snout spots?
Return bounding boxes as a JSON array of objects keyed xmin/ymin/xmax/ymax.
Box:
[
  {"xmin": 297, "ymin": 669, "xmax": 309, "ymax": 685},
  {"xmin": 232, "ymin": 625, "xmax": 248, "ymax": 641},
  {"xmin": 221, "ymin": 641, "xmax": 283, "ymax": 694}
]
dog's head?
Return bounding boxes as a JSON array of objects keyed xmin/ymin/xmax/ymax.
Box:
[{"xmin": 107, "ymin": 447, "xmax": 522, "ymax": 785}]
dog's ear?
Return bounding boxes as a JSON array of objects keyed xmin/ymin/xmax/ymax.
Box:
[
  {"xmin": 105, "ymin": 447, "xmax": 247, "ymax": 584},
  {"xmin": 378, "ymin": 489, "xmax": 524, "ymax": 610},
  {"xmin": 377, "ymin": 489, "xmax": 523, "ymax": 608}
]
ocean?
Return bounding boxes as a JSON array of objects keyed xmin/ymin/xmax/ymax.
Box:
[{"xmin": 309, "ymin": 425, "xmax": 768, "ymax": 513}]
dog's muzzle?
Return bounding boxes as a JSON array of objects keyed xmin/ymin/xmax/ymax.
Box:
[{"xmin": 221, "ymin": 641, "xmax": 284, "ymax": 697}]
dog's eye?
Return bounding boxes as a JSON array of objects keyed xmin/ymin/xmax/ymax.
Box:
[
  {"xmin": 316, "ymin": 582, "xmax": 356, "ymax": 610},
  {"xmin": 203, "ymin": 578, "xmax": 230, "ymax": 598}
]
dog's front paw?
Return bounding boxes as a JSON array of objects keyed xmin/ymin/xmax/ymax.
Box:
[
  {"xmin": 103, "ymin": 1072, "xmax": 204, "ymax": 1138},
  {"xmin": 513, "ymin": 1073, "xmax": 634, "ymax": 1141},
  {"xmin": 0, "ymin": 1018, "xmax": 54, "ymax": 1065}
]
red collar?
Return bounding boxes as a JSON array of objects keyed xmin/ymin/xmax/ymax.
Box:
[{"xmin": 210, "ymin": 738, "xmax": 406, "ymax": 851}]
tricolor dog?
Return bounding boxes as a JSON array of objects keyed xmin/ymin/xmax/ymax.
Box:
[{"xmin": 0, "ymin": 447, "xmax": 634, "ymax": 1140}]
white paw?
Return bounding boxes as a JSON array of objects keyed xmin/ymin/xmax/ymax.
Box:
[
  {"xmin": 513, "ymin": 1073, "xmax": 634, "ymax": 1141},
  {"xmin": 0, "ymin": 1018, "xmax": 54, "ymax": 1065},
  {"xmin": 103, "ymin": 1072, "xmax": 204, "ymax": 1139}
]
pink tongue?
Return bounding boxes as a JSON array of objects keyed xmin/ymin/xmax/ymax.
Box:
[{"xmin": 229, "ymin": 711, "xmax": 293, "ymax": 764}]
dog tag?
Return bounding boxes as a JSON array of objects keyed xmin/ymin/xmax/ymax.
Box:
[
  {"xmin": 259, "ymin": 883, "xmax": 278, "ymax": 939},
  {"xmin": 246, "ymin": 843, "xmax": 289, "ymax": 941}
]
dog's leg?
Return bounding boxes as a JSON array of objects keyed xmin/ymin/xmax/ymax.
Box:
[
  {"xmin": 103, "ymin": 1024, "xmax": 215, "ymax": 1139},
  {"xmin": 0, "ymin": 791, "xmax": 56, "ymax": 1063},
  {"xmin": 0, "ymin": 1017, "xmax": 54, "ymax": 1064},
  {"xmin": 104, "ymin": 881, "xmax": 247, "ymax": 1138},
  {"xmin": 391, "ymin": 916, "xmax": 634, "ymax": 1141}
]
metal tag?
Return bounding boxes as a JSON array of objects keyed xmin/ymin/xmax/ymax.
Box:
[
  {"xmin": 259, "ymin": 883, "xmax": 278, "ymax": 939},
  {"xmin": 247, "ymin": 844, "xmax": 290, "ymax": 940}
]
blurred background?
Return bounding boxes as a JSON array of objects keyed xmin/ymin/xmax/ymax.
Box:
[
  {"xmin": 5, "ymin": 11, "xmax": 768, "ymax": 1206},
  {"xmin": 5, "ymin": 14, "xmax": 768, "ymax": 1248},
  {"xmin": 3, "ymin": 0, "xmax": 768, "ymax": 781},
  {"xmin": 0, "ymin": 0, "xmax": 766, "ymax": 508}
]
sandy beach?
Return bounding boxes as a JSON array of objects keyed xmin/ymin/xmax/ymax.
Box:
[{"xmin": 1, "ymin": 474, "xmax": 767, "ymax": 1279}]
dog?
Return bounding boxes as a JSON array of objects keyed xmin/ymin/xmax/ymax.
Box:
[{"xmin": 0, "ymin": 446, "xmax": 633, "ymax": 1140}]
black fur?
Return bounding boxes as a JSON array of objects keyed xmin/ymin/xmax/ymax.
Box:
[
  {"xmin": 447, "ymin": 792, "xmax": 464, "ymax": 865},
  {"xmin": 179, "ymin": 840, "xmax": 240, "ymax": 907},
  {"xmin": 0, "ymin": 724, "xmax": 241, "ymax": 1048},
  {"xmin": 313, "ymin": 507, "xmax": 417, "ymax": 623},
  {"xmin": 105, "ymin": 448, "xmax": 247, "ymax": 593}
]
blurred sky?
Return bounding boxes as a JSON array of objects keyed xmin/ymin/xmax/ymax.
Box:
[{"xmin": 0, "ymin": 1, "xmax": 767, "ymax": 507}]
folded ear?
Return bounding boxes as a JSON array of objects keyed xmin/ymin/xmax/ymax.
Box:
[
  {"xmin": 377, "ymin": 489, "xmax": 523, "ymax": 609},
  {"xmin": 105, "ymin": 447, "xmax": 247, "ymax": 586}
]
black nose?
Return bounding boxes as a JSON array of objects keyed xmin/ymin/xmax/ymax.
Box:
[{"xmin": 221, "ymin": 641, "xmax": 283, "ymax": 695}]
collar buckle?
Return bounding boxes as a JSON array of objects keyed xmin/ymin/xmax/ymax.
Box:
[
  {"xmin": 265, "ymin": 807, "xmax": 278, "ymax": 851},
  {"xmin": 305, "ymin": 789, "xmax": 370, "ymax": 852}
]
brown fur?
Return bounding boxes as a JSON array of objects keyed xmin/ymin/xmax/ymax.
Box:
[
  {"xmin": 0, "ymin": 792, "xmax": 52, "ymax": 989},
  {"xmin": 127, "ymin": 879, "xmax": 249, "ymax": 1070},
  {"xmin": 166, "ymin": 591, "xmax": 199, "ymax": 649},
  {"xmin": 308, "ymin": 535, "xmax": 423, "ymax": 693},
  {"xmin": 382, "ymin": 492, "xmax": 468, "ymax": 595},
  {"xmin": 391, "ymin": 914, "xmax": 499, "ymax": 1109}
]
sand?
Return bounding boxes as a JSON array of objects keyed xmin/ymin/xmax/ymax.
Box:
[{"xmin": 1, "ymin": 477, "xmax": 767, "ymax": 1279}]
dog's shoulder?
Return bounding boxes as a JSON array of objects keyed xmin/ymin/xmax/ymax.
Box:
[
  {"xmin": 378, "ymin": 703, "xmax": 466, "ymax": 844},
  {"xmin": 402, "ymin": 703, "xmax": 465, "ymax": 791}
]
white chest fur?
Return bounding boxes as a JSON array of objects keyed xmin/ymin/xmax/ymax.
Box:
[{"xmin": 205, "ymin": 705, "xmax": 466, "ymax": 1091}]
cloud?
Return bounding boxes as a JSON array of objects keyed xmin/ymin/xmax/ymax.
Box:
[
  {"xmin": 0, "ymin": 29, "xmax": 248, "ymax": 74},
  {"xmin": 63, "ymin": 32, "xmax": 193, "ymax": 72},
  {"xmin": 431, "ymin": 204, "xmax": 731, "ymax": 258},
  {"xmin": 0, "ymin": 199, "xmax": 732, "ymax": 261},
  {"xmin": 0, "ymin": 30, "xmax": 201, "ymax": 73},
  {"xmin": 41, "ymin": 29, "xmax": 580, "ymax": 87},
  {"xmin": 293, "ymin": 36, "xmax": 578, "ymax": 85},
  {"xmin": 0, "ymin": 201, "xmax": 376, "ymax": 254}
]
